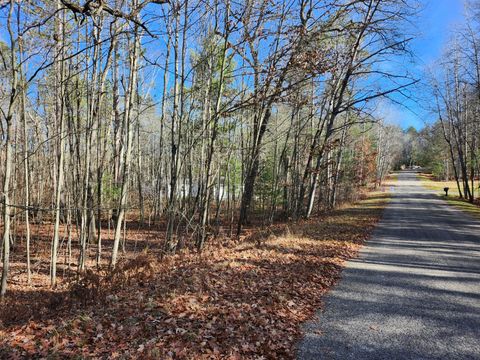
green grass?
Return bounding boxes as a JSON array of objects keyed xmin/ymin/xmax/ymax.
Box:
[
  {"xmin": 418, "ymin": 173, "xmax": 461, "ymax": 196},
  {"xmin": 388, "ymin": 172, "xmax": 399, "ymax": 183},
  {"xmin": 444, "ymin": 197, "xmax": 480, "ymax": 219},
  {"xmin": 418, "ymin": 173, "xmax": 480, "ymax": 220}
]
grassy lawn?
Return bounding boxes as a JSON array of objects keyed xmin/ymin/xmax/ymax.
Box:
[{"xmin": 418, "ymin": 173, "xmax": 480, "ymax": 220}]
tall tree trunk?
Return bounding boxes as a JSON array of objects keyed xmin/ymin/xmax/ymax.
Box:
[
  {"xmin": 111, "ymin": 16, "xmax": 139, "ymax": 267},
  {"xmin": 19, "ymin": 29, "xmax": 31, "ymax": 284},
  {"xmin": 237, "ymin": 107, "xmax": 272, "ymax": 236},
  {"xmin": 165, "ymin": 4, "xmax": 181, "ymax": 251},
  {"xmin": 51, "ymin": 0, "xmax": 66, "ymax": 287},
  {"xmin": 197, "ymin": 1, "xmax": 230, "ymax": 250}
]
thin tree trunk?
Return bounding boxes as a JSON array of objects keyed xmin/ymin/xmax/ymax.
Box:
[
  {"xmin": 51, "ymin": 0, "xmax": 66, "ymax": 287},
  {"xmin": 18, "ymin": 29, "xmax": 31, "ymax": 284},
  {"xmin": 111, "ymin": 16, "xmax": 140, "ymax": 267}
]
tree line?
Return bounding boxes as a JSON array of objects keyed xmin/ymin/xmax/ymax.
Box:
[
  {"xmin": 0, "ymin": 0, "xmax": 417, "ymax": 296},
  {"xmin": 408, "ymin": 1, "xmax": 480, "ymax": 201}
]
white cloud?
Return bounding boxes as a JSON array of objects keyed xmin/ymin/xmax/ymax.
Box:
[{"xmin": 373, "ymin": 99, "xmax": 424, "ymax": 130}]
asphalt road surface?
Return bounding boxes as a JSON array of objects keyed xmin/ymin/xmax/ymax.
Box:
[{"xmin": 297, "ymin": 171, "xmax": 480, "ymax": 360}]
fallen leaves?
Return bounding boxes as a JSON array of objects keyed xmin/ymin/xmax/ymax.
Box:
[{"xmin": 0, "ymin": 193, "xmax": 389, "ymax": 359}]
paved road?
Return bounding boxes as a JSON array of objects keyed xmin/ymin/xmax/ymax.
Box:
[{"xmin": 298, "ymin": 171, "xmax": 480, "ymax": 360}]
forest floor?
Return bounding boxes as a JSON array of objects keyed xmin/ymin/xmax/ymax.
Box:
[
  {"xmin": 0, "ymin": 180, "xmax": 394, "ymax": 359},
  {"xmin": 418, "ymin": 173, "xmax": 480, "ymax": 220}
]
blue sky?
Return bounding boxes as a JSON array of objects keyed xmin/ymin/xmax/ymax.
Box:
[
  {"xmin": 0, "ymin": 0, "xmax": 464, "ymax": 131},
  {"xmin": 384, "ymin": 0, "xmax": 465, "ymax": 130}
]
